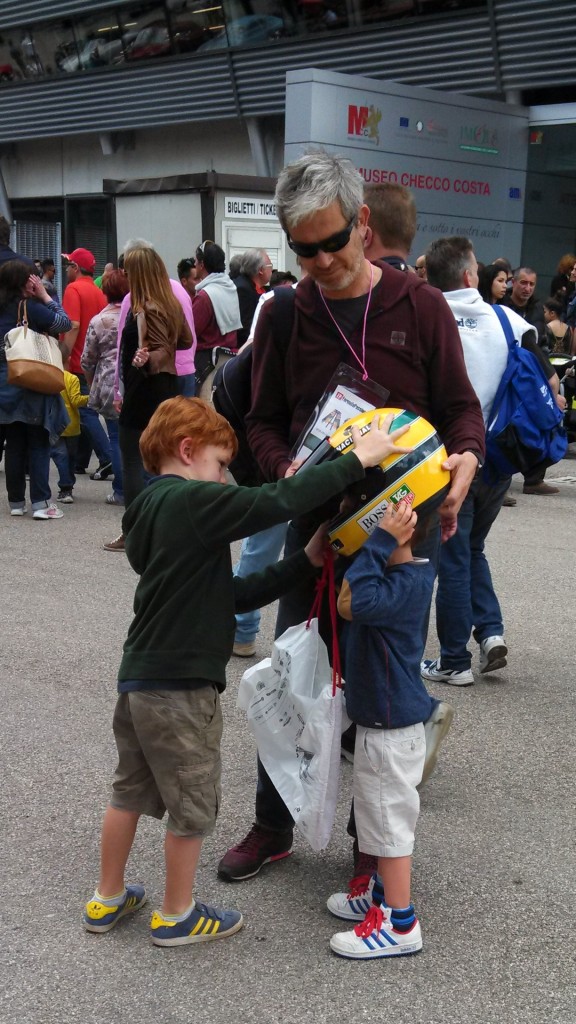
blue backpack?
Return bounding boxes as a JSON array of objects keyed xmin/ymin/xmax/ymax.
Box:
[{"xmin": 484, "ymin": 305, "xmax": 567, "ymax": 481}]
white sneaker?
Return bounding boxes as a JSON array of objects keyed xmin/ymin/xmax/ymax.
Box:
[
  {"xmin": 419, "ymin": 700, "xmax": 455, "ymax": 790},
  {"xmin": 479, "ymin": 636, "xmax": 507, "ymax": 673},
  {"xmin": 327, "ymin": 874, "xmax": 376, "ymax": 921},
  {"xmin": 330, "ymin": 905, "xmax": 422, "ymax": 959},
  {"xmin": 10, "ymin": 506, "xmax": 28, "ymax": 516},
  {"xmin": 421, "ymin": 658, "xmax": 473, "ymax": 686},
  {"xmin": 33, "ymin": 503, "xmax": 64, "ymax": 520}
]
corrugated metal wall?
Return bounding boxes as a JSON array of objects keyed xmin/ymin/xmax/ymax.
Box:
[
  {"xmin": 233, "ymin": 13, "xmax": 496, "ymax": 114},
  {"xmin": 0, "ymin": 0, "xmax": 134, "ymax": 29},
  {"xmin": 0, "ymin": 1, "xmax": 574, "ymax": 143},
  {"xmin": 495, "ymin": 0, "xmax": 576, "ymax": 89}
]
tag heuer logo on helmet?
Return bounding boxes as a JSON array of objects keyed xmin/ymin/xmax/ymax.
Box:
[{"xmin": 390, "ymin": 484, "xmax": 415, "ymax": 505}]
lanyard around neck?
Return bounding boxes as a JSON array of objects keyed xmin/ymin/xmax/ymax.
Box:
[{"xmin": 317, "ymin": 263, "xmax": 375, "ymax": 380}]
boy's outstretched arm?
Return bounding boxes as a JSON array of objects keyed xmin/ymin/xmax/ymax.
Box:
[
  {"xmin": 348, "ymin": 412, "xmax": 412, "ymax": 469},
  {"xmin": 233, "ymin": 524, "xmax": 327, "ymax": 613},
  {"xmin": 198, "ymin": 414, "xmax": 414, "ymax": 548}
]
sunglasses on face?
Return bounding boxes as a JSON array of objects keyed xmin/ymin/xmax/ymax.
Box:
[{"xmin": 286, "ymin": 218, "xmax": 356, "ymax": 259}]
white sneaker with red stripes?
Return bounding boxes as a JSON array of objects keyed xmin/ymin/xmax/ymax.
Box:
[
  {"xmin": 330, "ymin": 904, "xmax": 423, "ymax": 959},
  {"xmin": 326, "ymin": 873, "xmax": 376, "ymax": 921}
]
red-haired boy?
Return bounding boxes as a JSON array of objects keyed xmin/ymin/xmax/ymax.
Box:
[{"xmin": 83, "ymin": 397, "xmax": 410, "ymax": 949}]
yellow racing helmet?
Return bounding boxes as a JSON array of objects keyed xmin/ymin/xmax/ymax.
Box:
[{"xmin": 325, "ymin": 408, "xmax": 450, "ymax": 556}]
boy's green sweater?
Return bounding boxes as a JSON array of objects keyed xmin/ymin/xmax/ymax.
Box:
[{"xmin": 119, "ymin": 452, "xmax": 365, "ymax": 691}]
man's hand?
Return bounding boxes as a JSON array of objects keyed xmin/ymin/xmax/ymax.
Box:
[
  {"xmin": 304, "ymin": 523, "xmax": 328, "ymax": 567},
  {"xmin": 284, "ymin": 459, "xmax": 304, "ymax": 478},
  {"xmin": 438, "ymin": 451, "xmax": 479, "ymax": 542},
  {"xmin": 379, "ymin": 500, "xmax": 417, "ymax": 544},
  {"xmin": 352, "ymin": 412, "xmax": 412, "ymax": 469}
]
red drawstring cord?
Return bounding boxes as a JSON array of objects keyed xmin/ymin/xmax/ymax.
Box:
[{"xmin": 305, "ymin": 546, "xmax": 342, "ymax": 697}]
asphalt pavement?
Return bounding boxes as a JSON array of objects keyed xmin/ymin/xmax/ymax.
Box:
[{"xmin": 2, "ymin": 454, "xmax": 576, "ymax": 1024}]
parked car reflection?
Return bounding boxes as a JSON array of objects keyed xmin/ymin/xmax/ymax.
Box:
[
  {"xmin": 197, "ymin": 14, "xmax": 288, "ymax": 51},
  {"xmin": 124, "ymin": 19, "xmax": 206, "ymax": 60},
  {"xmin": 58, "ymin": 36, "xmax": 126, "ymax": 73}
]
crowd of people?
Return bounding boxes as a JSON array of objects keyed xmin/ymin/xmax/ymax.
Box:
[
  {"xmin": 0, "ymin": 152, "xmax": 573, "ymax": 961},
  {"xmin": 0, "ymin": 224, "xmax": 292, "ymax": 540}
]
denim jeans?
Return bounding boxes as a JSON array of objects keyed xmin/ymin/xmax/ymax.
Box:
[
  {"xmin": 435, "ymin": 474, "xmax": 510, "ymax": 670},
  {"xmin": 177, "ymin": 373, "xmax": 196, "ymax": 398},
  {"xmin": 75, "ymin": 375, "xmax": 112, "ymax": 468},
  {"xmin": 119, "ymin": 423, "xmax": 152, "ymax": 509},
  {"xmin": 104, "ymin": 417, "xmax": 123, "ymax": 499},
  {"xmin": 234, "ymin": 522, "xmax": 288, "ymax": 643},
  {"xmin": 5, "ymin": 421, "xmax": 51, "ymax": 510},
  {"xmin": 50, "ymin": 435, "xmax": 78, "ymax": 491},
  {"xmin": 255, "ymin": 516, "xmax": 441, "ymax": 832}
]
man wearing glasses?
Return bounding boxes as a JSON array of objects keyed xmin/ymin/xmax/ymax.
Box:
[
  {"xmin": 218, "ymin": 151, "xmax": 485, "ymax": 884},
  {"xmin": 415, "ymin": 255, "xmax": 427, "ymax": 280}
]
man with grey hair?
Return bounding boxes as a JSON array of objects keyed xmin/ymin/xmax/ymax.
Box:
[
  {"xmin": 421, "ymin": 236, "xmax": 525, "ymax": 687},
  {"xmin": 234, "ymin": 248, "xmax": 273, "ymax": 345},
  {"xmin": 423, "ymin": 237, "xmax": 565, "ymax": 675},
  {"xmin": 218, "ymin": 150, "xmax": 485, "ymax": 888}
]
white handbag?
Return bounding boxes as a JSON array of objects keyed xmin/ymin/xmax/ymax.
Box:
[{"xmin": 4, "ymin": 301, "xmax": 64, "ymax": 394}]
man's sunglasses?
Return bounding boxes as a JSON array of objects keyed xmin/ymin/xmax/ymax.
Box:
[{"xmin": 286, "ymin": 218, "xmax": 356, "ymax": 259}]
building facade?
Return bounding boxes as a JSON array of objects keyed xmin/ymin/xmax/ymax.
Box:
[{"xmin": 0, "ymin": 0, "xmax": 574, "ymax": 285}]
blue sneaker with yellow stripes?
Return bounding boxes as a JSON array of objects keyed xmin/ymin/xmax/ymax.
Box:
[
  {"xmin": 151, "ymin": 900, "xmax": 244, "ymax": 947},
  {"xmin": 84, "ymin": 884, "xmax": 147, "ymax": 933},
  {"xmin": 330, "ymin": 904, "xmax": 422, "ymax": 959}
]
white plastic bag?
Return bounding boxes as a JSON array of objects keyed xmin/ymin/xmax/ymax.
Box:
[{"xmin": 237, "ymin": 618, "xmax": 347, "ymax": 851}]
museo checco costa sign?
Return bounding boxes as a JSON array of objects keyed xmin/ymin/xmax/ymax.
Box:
[
  {"xmin": 285, "ymin": 70, "xmax": 529, "ymax": 266},
  {"xmin": 358, "ymin": 166, "xmax": 494, "ymax": 197}
]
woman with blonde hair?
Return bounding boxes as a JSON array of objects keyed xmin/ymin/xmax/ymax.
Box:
[{"xmin": 105, "ymin": 246, "xmax": 193, "ymax": 551}]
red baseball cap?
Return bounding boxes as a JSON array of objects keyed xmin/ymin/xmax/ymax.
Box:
[{"xmin": 62, "ymin": 247, "xmax": 96, "ymax": 273}]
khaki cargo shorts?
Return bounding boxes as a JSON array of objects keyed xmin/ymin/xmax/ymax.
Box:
[{"xmin": 110, "ymin": 686, "xmax": 222, "ymax": 837}]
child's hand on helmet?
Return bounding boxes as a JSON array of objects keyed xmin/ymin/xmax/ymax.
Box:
[
  {"xmin": 351, "ymin": 412, "xmax": 412, "ymax": 469},
  {"xmin": 379, "ymin": 500, "xmax": 417, "ymax": 544}
]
